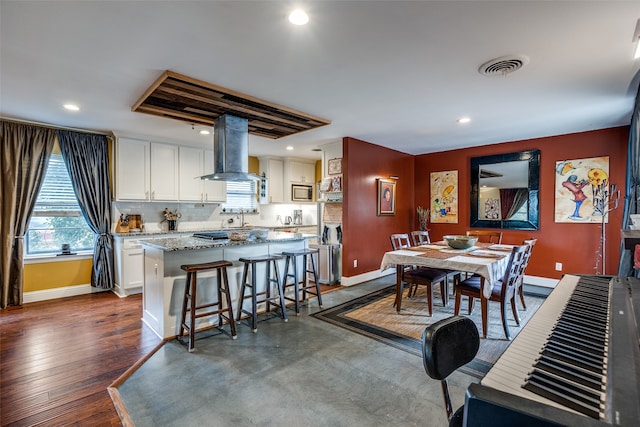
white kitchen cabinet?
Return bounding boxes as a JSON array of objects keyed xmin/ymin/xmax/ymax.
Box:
[
  {"xmin": 116, "ymin": 138, "xmax": 179, "ymax": 201},
  {"xmin": 287, "ymin": 159, "xmax": 316, "ymax": 184},
  {"xmin": 259, "ymin": 156, "xmax": 284, "ymax": 203},
  {"xmin": 113, "ymin": 237, "xmax": 145, "ymax": 297},
  {"xmin": 116, "ymin": 138, "xmax": 150, "ymax": 200},
  {"xmin": 150, "ymin": 143, "xmax": 179, "ymax": 201},
  {"xmin": 178, "ymin": 147, "xmax": 226, "ymax": 202},
  {"xmin": 203, "ymin": 150, "xmax": 227, "ymax": 202},
  {"xmin": 178, "ymin": 146, "xmax": 204, "ymax": 201}
]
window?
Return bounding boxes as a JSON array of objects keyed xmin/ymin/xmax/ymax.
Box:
[
  {"xmin": 26, "ymin": 151, "xmax": 94, "ymax": 256},
  {"xmin": 221, "ymin": 180, "xmax": 258, "ymax": 213}
]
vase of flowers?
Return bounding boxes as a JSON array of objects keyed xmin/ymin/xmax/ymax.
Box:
[
  {"xmin": 417, "ymin": 206, "xmax": 430, "ymax": 231},
  {"xmin": 162, "ymin": 208, "xmax": 181, "ymax": 231}
]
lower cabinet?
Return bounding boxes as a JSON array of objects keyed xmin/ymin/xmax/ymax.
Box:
[{"xmin": 113, "ymin": 237, "xmax": 145, "ymax": 297}]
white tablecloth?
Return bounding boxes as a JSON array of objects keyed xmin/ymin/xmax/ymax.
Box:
[{"xmin": 380, "ymin": 245, "xmax": 513, "ymax": 299}]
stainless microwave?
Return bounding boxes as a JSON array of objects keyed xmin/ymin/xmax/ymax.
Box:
[{"xmin": 291, "ymin": 184, "xmax": 313, "ymax": 201}]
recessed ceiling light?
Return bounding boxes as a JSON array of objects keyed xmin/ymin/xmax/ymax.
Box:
[
  {"xmin": 199, "ymin": 130, "xmax": 210, "ymax": 135},
  {"xmin": 286, "ymin": 146, "xmax": 294, "ymax": 150},
  {"xmin": 289, "ymin": 9, "xmax": 308, "ymax": 25},
  {"xmin": 457, "ymin": 117, "xmax": 471, "ymax": 124},
  {"xmin": 63, "ymin": 104, "xmax": 79, "ymax": 111}
]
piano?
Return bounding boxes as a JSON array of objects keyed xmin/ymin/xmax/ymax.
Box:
[{"xmin": 464, "ymin": 274, "xmax": 640, "ymax": 426}]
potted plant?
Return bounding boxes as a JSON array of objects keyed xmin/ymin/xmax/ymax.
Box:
[{"xmin": 417, "ymin": 206, "xmax": 430, "ymax": 231}]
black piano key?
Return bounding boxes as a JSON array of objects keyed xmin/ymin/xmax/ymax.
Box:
[
  {"xmin": 559, "ymin": 312, "xmax": 606, "ymax": 332},
  {"xmin": 523, "ymin": 369, "xmax": 602, "ymax": 419},
  {"xmin": 541, "ymin": 345, "xmax": 602, "ymax": 373},
  {"xmin": 543, "ymin": 342, "xmax": 604, "ymax": 373},
  {"xmin": 550, "ymin": 328, "xmax": 606, "ymax": 351},
  {"xmin": 535, "ymin": 356, "xmax": 604, "ymax": 391},
  {"xmin": 555, "ymin": 319, "xmax": 607, "ymax": 341},
  {"xmin": 547, "ymin": 332, "xmax": 605, "ymax": 357}
]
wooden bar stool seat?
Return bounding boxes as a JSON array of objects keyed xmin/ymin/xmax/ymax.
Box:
[
  {"xmin": 236, "ymin": 254, "xmax": 287, "ymax": 332},
  {"xmin": 178, "ymin": 260, "xmax": 236, "ymax": 352},
  {"xmin": 281, "ymin": 248, "xmax": 322, "ymax": 315}
]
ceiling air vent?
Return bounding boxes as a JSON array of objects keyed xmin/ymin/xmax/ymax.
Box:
[{"xmin": 478, "ymin": 55, "xmax": 529, "ymax": 76}]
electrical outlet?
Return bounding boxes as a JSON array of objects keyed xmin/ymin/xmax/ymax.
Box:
[
  {"xmin": 555, "ymin": 262, "xmax": 562, "ymax": 271},
  {"xmin": 353, "ymin": 259, "xmax": 358, "ymax": 268}
]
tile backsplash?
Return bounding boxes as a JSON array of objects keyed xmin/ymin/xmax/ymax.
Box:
[{"xmin": 112, "ymin": 202, "xmax": 318, "ymax": 233}]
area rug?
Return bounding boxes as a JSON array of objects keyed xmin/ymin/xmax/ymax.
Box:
[{"xmin": 312, "ymin": 285, "xmax": 544, "ymax": 379}]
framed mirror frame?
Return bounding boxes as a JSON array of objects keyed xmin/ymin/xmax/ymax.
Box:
[{"xmin": 470, "ymin": 149, "xmax": 540, "ymax": 230}]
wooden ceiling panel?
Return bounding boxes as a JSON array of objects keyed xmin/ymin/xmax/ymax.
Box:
[{"xmin": 132, "ymin": 71, "xmax": 331, "ymax": 139}]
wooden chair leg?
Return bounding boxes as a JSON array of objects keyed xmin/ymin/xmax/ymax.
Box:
[
  {"xmin": 454, "ymin": 291, "xmax": 462, "ymax": 315},
  {"xmin": 426, "ymin": 284, "xmax": 433, "ymax": 316},
  {"xmin": 467, "ymin": 296, "xmax": 474, "ymax": 314},
  {"xmin": 440, "ymin": 281, "xmax": 448, "ymax": 306},
  {"xmin": 480, "ymin": 297, "xmax": 488, "ymax": 339},
  {"xmin": 500, "ymin": 300, "xmax": 511, "ymax": 340},
  {"xmin": 511, "ymin": 297, "xmax": 521, "ymax": 326},
  {"xmin": 519, "ymin": 286, "xmax": 527, "ymax": 310}
]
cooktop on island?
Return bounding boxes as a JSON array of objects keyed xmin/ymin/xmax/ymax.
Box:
[{"xmin": 192, "ymin": 231, "xmax": 230, "ymax": 240}]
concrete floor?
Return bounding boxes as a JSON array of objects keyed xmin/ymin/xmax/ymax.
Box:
[{"xmin": 116, "ymin": 276, "xmax": 477, "ymax": 426}]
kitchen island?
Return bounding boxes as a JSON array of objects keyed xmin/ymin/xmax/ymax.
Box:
[{"xmin": 140, "ymin": 231, "xmax": 309, "ymax": 339}]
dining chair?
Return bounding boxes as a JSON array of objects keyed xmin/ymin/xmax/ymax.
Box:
[
  {"xmin": 422, "ymin": 316, "xmax": 480, "ymax": 427},
  {"xmin": 389, "ymin": 233, "xmax": 449, "ymax": 315},
  {"xmin": 466, "ymin": 230, "xmax": 503, "ymax": 244},
  {"xmin": 410, "ymin": 230, "xmax": 431, "ymax": 246},
  {"xmin": 411, "ymin": 230, "xmax": 462, "ymax": 297},
  {"xmin": 516, "ymin": 239, "xmax": 537, "ymax": 310},
  {"xmin": 453, "ymin": 244, "xmax": 528, "ymax": 339}
]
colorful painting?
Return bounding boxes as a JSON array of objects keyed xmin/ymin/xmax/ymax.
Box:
[
  {"xmin": 377, "ymin": 179, "xmax": 396, "ymax": 216},
  {"xmin": 554, "ymin": 156, "xmax": 610, "ymax": 223},
  {"xmin": 430, "ymin": 170, "xmax": 458, "ymax": 223}
]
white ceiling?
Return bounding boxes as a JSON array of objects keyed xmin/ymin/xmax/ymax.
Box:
[{"xmin": 2, "ymin": 1, "xmax": 639, "ymax": 160}]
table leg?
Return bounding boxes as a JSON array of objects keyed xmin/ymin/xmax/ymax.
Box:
[
  {"xmin": 480, "ymin": 277, "xmax": 488, "ymax": 338},
  {"xmin": 395, "ymin": 265, "xmax": 403, "ymax": 312}
]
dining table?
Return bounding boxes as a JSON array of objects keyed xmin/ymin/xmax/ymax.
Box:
[{"xmin": 380, "ymin": 241, "xmax": 515, "ymax": 309}]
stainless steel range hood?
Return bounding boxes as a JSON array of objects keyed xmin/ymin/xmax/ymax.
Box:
[{"xmin": 200, "ymin": 114, "xmax": 261, "ymax": 182}]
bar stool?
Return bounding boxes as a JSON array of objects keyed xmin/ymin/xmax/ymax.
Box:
[
  {"xmin": 236, "ymin": 254, "xmax": 288, "ymax": 332},
  {"xmin": 281, "ymin": 248, "xmax": 322, "ymax": 315},
  {"xmin": 178, "ymin": 260, "xmax": 236, "ymax": 352}
]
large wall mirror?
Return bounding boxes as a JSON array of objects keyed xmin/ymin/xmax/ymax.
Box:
[{"xmin": 470, "ymin": 149, "xmax": 540, "ymax": 230}]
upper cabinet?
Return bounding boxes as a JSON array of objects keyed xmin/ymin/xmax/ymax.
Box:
[
  {"xmin": 259, "ymin": 157, "xmax": 284, "ymax": 203},
  {"xmin": 203, "ymin": 150, "xmax": 227, "ymax": 202},
  {"xmin": 259, "ymin": 157, "xmax": 317, "ymax": 203},
  {"xmin": 116, "ymin": 138, "xmax": 178, "ymax": 201},
  {"xmin": 286, "ymin": 159, "xmax": 316, "ymax": 184},
  {"xmin": 178, "ymin": 147, "xmax": 226, "ymax": 203},
  {"xmin": 116, "ymin": 138, "xmax": 150, "ymax": 200},
  {"xmin": 116, "ymin": 138, "xmax": 225, "ymax": 202}
]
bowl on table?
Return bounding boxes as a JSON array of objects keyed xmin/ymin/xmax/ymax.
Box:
[
  {"xmin": 443, "ymin": 235, "xmax": 478, "ymax": 249},
  {"xmin": 228, "ymin": 231, "xmax": 251, "ymax": 241}
]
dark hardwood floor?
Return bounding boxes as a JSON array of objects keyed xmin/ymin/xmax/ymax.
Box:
[
  {"xmin": 0, "ymin": 292, "xmax": 161, "ymax": 426},
  {"xmin": 0, "ymin": 283, "xmax": 341, "ymax": 426}
]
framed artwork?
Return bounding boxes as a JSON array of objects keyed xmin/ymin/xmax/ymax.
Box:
[
  {"xmin": 331, "ymin": 175, "xmax": 342, "ymax": 192},
  {"xmin": 430, "ymin": 170, "xmax": 458, "ymax": 223},
  {"xmin": 554, "ymin": 156, "xmax": 610, "ymax": 223},
  {"xmin": 328, "ymin": 158, "xmax": 342, "ymax": 175},
  {"xmin": 377, "ymin": 179, "xmax": 396, "ymax": 216}
]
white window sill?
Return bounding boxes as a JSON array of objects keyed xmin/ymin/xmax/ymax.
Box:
[{"xmin": 24, "ymin": 252, "xmax": 93, "ymax": 264}]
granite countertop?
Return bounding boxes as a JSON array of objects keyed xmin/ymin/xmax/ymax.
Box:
[{"xmin": 140, "ymin": 231, "xmax": 309, "ymax": 252}]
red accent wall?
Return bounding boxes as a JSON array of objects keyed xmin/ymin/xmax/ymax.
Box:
[
  {"xmin": 341, "ymin": 127, "xmax": 629, "ymax": 281},
  {"xmin": 342, "ymin": 137, "xmax": 415, "ymax": 277},
  {"xmin": 415, "ymin": 127, "xmax": 628, "ymax": 279}
]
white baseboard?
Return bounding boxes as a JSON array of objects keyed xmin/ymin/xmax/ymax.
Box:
[
  {"xmin": 23, "ymin": 284, "xmax": 95, "ymax": 303},
  {"xmin": 341, "ymin": 268, "xmax": 394, "ymax": 287},
  {"xmin": 524, "ymin": 275, "xmax": 559, "ymax": 288}
]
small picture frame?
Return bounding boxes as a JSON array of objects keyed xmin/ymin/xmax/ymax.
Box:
[
  {"xmin": 331, "ymin": 176, "xmax": 342, "ymax": 192},
  {"xmin": 377, "ymin": 179, "xmax": 396, "ymax": 216},
  {"xmin": 328, "ymin": 158, "xmax": 342, "ymax": 175}
]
